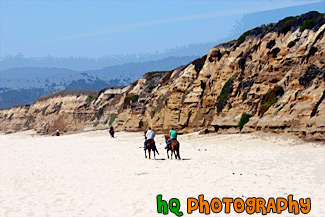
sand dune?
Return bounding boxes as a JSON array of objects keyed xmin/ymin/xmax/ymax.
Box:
[{"xmin": 0, "ymin": 130, "xmax": 324, "ymax": 216}]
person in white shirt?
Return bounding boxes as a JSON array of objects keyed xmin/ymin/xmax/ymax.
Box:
[{"xmin": 144, "ymin": 127, "xmax": 156, "ymax": 150}]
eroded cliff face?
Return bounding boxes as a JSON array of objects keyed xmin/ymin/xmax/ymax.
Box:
[
  {"xmin": 0, "ymin": 88, "xmax": 128, "ymax": 134},
  {"xmin": 1, "ymin": 12, "xmax": 324, "ymax": 140}
]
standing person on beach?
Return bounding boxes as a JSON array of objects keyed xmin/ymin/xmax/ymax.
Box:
[
  {"xmin": 144, "ymin": 127, "xmax": 156, "ymax": 150},
  {"xmin": 56, "ymin": 130, "xmax": 60, "ymax": 136},
  {"xmin": 165, "ymin": 128, "xmax": 177, "ymax": 149},
  {"xmin": 109, "ymin": 126, "xmax": 115, "ymax": 138}
]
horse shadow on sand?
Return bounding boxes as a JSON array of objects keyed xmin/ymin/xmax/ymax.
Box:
[{"xmin": 154, "ymin": 158, "xmax": 191, "ymax": 161}]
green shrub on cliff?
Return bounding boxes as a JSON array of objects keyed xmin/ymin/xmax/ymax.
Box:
[
  {"xmin": 238, "ymin": 113, "xmax": 252, "ymax": 131},
  {"xmin": 235, "ymin": 31, "xmax": 250, "ymax": 47},
  {"xmin": 147, "ymin": 82, "xmax": 155, "ymax": 91},
  {"xmin": 216, "ymin": 76, "xmax": 235, "ymax": 113},
  {"xmin": 131, "ymin": 94, "xmax": 139, "ymax": 102},
  {"xmin": 300, "ymin": 19, "xmax": 316, "ymax": 32},
  {"xmin": 259, "ymin": 85, "xmax": 284, "ymax": 116},
  {"xmin": 151, "ymin": 107, "xmax": 158, "ymax": 117},
  {"xmin": 85, "ymin": 95, "xmax": 96, "ymax": 104},
  {"xmin": 41, "ymin": 105, "xmax": 49, "ymax": 115},
  {"xmin": 95, "ymin": 108, "xmax": 104, "ymax": 120},
  {"xmin": 287, "ymin": 41, "xmax": 296, "ymax": 48},
  {"xmin": 109, "ymin": 113, "xmax": 117, "ymax": 125},
  {"xmin": 278, "ymin": 16, "xmax": 294, "ymax": 34},
  {"xmin": 24, "ymin": 115, "xmax": 35, "ymax": 127}
]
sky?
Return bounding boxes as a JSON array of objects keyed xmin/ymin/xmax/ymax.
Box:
[{"xmin": 0, "ymin": 0, "xmax": 324, "ymax": 59}]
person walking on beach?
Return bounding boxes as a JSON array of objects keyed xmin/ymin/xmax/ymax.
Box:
[
  {"xmin": 165, "ymin": 128, "xmax": 177, "ymax": 149},
  {"xmin": 109, "ymin": 126, "xmax": 115, "ymax": 138},
  {"xmin": 144, "ymin": 127, "xmax": 156, "ymax": 150}
]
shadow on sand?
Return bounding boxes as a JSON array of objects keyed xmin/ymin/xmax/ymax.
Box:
[{"xmin": 154, "ymin": 158, "xmax": 191, "ymax": 161}]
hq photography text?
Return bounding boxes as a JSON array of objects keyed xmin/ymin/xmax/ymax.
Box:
[{"xmin": 156, "ymin": 194, "xmax": 311, "ymax": 216}]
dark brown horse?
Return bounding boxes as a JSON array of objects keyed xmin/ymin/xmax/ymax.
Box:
[
  {"xmin": 144, "ymin": 139, "xmax": 159, "ymax": 159},
  {"xmin": 164, "ymin": 135, "xmax": 181, "ymax": 159}
]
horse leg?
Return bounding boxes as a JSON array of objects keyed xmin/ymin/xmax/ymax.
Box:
[
  {"xmin": 144, "ymin": 149, "xmax": 147, "ymax": 158},
  {"xmin": 167, "ymin": 150, "xmax": 169, "ymax": 159},
  {"xmin": 177, "ymin": 148, "xmax": 181, "ymax": 160},
  {"xmin": 153, "ymin": 149, "xmax": 156, "ymax": 159},
  {"xmin": 148, "ymin": 149, "xmax": 151, "ymax": 159}
]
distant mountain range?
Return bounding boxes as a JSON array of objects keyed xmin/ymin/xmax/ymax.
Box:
[
  {"xmin": 0, "ymin": 44, "xmax": 215, "ymax": 71},
  {"xmin": 0, "ymin": 55, "xmax": 198, "ymax": 108}
]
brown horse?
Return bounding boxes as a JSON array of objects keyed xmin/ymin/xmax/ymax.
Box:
[
  {"xmin": 164, "ymin": 135, "xmax": 181, "ymax": 160},
  {"xmin": 144, "ymin": 139, "xmax": 159, "ymax": 159}
]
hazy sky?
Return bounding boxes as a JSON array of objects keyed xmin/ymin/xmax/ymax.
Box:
[{"xmin": 0, "ymin": 0, "xmax": 323, "ymax": 58}]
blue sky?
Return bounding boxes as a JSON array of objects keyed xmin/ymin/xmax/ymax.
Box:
[{"xmin": 0, "ymin": 0, "xmax": 323, "ymax": 58}]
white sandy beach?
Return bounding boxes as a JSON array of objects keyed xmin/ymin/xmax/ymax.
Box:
[{"xmin": 0, "ymin": 130, "xmax": 324, "ymax": 217}]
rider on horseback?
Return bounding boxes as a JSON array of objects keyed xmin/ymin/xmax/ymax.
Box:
[
  {"xmin": 144, "ymin": 127, "xmax": 156, "ymax": 150},
  {"xmin": 165, "ymin": 128, "xmax": 177, "ymax": 149}
]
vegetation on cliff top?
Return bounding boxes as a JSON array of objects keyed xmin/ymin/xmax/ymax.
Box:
[
  {"xmin": 235, "ymin": 23, "xmax": 275, "ymax": 47},
  {"xmin": 277, "ymin": 11, "xmax": 324, "ymax": 34},
  {"xmin": 300, "ymin": 18, "xmax": 316, "ymax": 32},
  {"xmin": 38, "ymin": 90, "xmax": 98, "ymax": 102},
  {"xmin": 145, "ymin": 71, "xmax": 169, "ymax": 79},
  {"xmin": 235, "ymin": 11, "xmax": 324, "ymax": 48},
  {"xmin": 85, "ymin": 95, "xmax": 96, "ymax": 105}
]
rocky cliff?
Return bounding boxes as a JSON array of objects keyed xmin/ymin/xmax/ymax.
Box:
[{"xmin": 1, "ymin": 11, "xmax": 324, "ymax": 141}]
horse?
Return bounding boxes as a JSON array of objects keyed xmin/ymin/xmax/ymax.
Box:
[
  {"xmin": 164, "ymin": 135, "xmax": 181, "ymax": 160},
  {"xmin": 144, "ymin": 139, "xmax": 159, "ymax": 159}
]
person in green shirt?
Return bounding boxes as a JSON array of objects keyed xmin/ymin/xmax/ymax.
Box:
[{"xmin": 165, "ymin": 128, "xmax": 177, "ymax": 149}]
